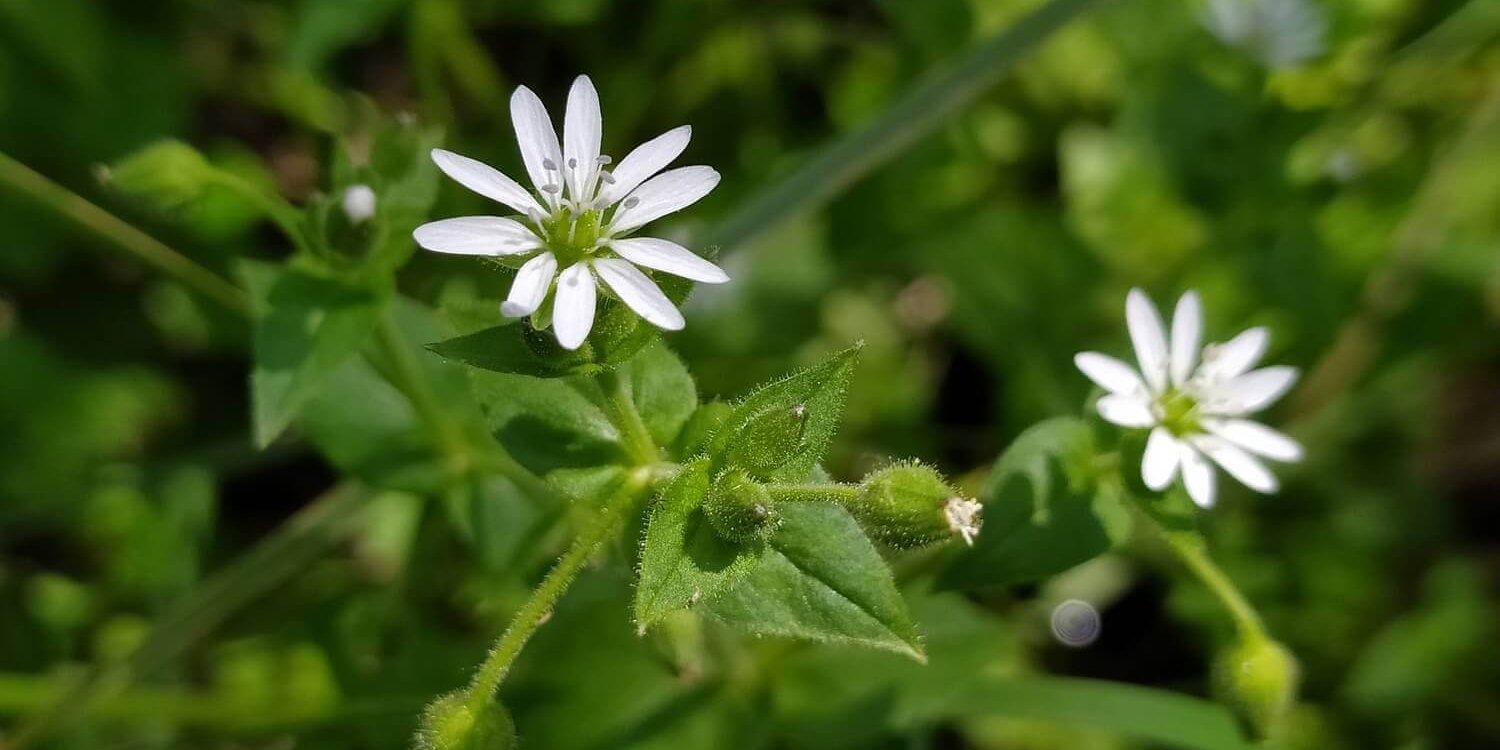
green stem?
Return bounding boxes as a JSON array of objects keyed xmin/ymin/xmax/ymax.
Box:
[
  {"xmin": 7, "ymin": 483, "xmax": 370, "ymax": 749},
  {"xmin": 1138, "ymin": 510, "xmax": 1266, "ymax": 639},
  {"xmin": 763, "ymin": 483, "xmax": 860, "ymax": 505},
  {"xmin": 368, "ymin": 309, "xmax": 560, "ymax": 504},
  {"xmin": 210, "ymin": 172, "xmax": 310, "ymax": 255},
  {"xmin": 371, "ymin": 309, "xmax": 474, "ymax": 475},
  {"xmin": 0, "ymin": 151, "xmax": 252, "ymax": 318},
  {"xmin": 463, "ymin": 470, "xmax": 653, "ymax": 713},
  {"xmin": 595, "ymin": 369, "xmax": 660, "ymax": 466}
]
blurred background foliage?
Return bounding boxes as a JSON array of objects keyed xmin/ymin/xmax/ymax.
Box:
[{"xmin": 1, "ymin": 0, "xmax": 1498, "ymax": 748}]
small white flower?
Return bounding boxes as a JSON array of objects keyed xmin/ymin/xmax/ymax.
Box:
[
  {"xmin": 342, "ymin": 184, "xmax": 378, "ymax": 223},
  {"xmin": 1075, "ymin": 289, "xmax": 1304, "ymax": 509},
  {"xmin": 944, "ymin": 496, "xmax": 983, "ymax": 546},
  {"xmin": 413, "ymin": 75, "xmax": 728, "ymax": 350}
]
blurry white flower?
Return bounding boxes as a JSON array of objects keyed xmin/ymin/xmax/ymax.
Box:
[
  {"xmin": 414, "ymin": 75, "xmax": 727, "ymax": 350},
  {"xmin": 1204, "ymin": 0, "xmax": 1326, "ymax": 69},
  {"xmin": 1075, "ymin": 289, "xmax": 1304, "ymax": 508},
  {"xmin": 342, "ymin": 184, "xmax": 377, "ymax": 223}
]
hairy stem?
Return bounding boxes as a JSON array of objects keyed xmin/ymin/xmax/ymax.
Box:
[
  {"xmin": 463, "ymin": 470, "xmax": 653, "ymax": 713},
  {"xmin": 595, "ymin": 369, "xmax": 660, "ymax": 466},
  {"xmin": 1137, "ymin": 509, "xmax": 1266, "ymax": 639},
  {"xmin": 763, "ymin": 483, "xmax": 860, "ymax": 505},
  {"xmin": 0, "ymin": 151, "xmax": 252, "ymax": 317}
]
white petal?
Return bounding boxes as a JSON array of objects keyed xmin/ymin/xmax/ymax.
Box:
[
  {"xmin": 1126, "ymin": 288, "xmax": 1170, "ymax": 394},
  {"xmin": 608, "ymin": 237, "xmax": 728, "ymax": 284},
  {"xmin": 413, "ymin": 217, "xmax": 541, "ymax": 256},
  {"xmin": 1199, "ymin": 327, "xmax": 1268, "ymax": 382},
  {"xmin": 594, "ymin": 258, "xmax": 684, "ymax": 331},
  {"xmin": 1180, "ymin": 447, "xmax": 1217, "ymax": 508},
  {"xmin": 1169, "ymin": 291, "xmax": 1202, "ymax": 388},
  {"xmin": 609, "ymin": 166, "xmax": 719, "ymax": 234},
  {"xmin": 562, "ymin": 75, "xmax": 602, "ymax": 203},
  {"xmin": 510, "ymin": 85, "xmax": 563, "ymax": 201},
  {"xmin": 1095, "ymin": 394, "xmax": 1156, "ymax": 428},
  {"xmin": 501, "ymin": 252, "xmax": 557, "ymax": 318},
  {"xmin": 1203, "ymin": 418, "xmax": 1303, "ymax": 462},
  {"xmin": 598, "ymin": 125, "xmax": 691, "ymax": 206},
  {"xmin": 552, "ymin": 263, "xmax": 597, "ymax": 350},
  {"xmin": 430, "ymin": 149, "xmax": 543, "ymax": 215},
  {"xmin": 1074, "ymin": 352, "xmax": 1148, "ymax": 396},
  {"xmin": 1142, "ymin": 428, "xmax": 1182, "ymax": 491},
  {"xmin": 1203, "ymin": 366, "xmax": 1299, "ymax": 415},
  {"xmin": 1190, "ymin": 435, "xmax": 1279, "ymax": 494}
]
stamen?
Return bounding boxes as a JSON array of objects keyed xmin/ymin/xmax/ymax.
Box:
[
  {"xmin": 567, "ymin": 158, "xmax": 578, "ymax": 169},
  {"xmin": 541, "ymin": 184, "xmax": 561, "ymax": 194},
  {"xmin": 542, "ymin": 158, "xmax": 557, "ymax": 171},
  {"xmin": 599, "ymin": 171, "xmax": 616, "ymax": 184},
  {"xmin": 596, "ymin": 155, "xmax": 612, "ymax": 165},
  {"xmin": 623, "ymin": 196, "xmax": 640, "ymax": 209}
]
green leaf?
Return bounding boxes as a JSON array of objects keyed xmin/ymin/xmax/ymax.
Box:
[
  {"xmin": 896, "ymin": 676, "xmax": 1256, "ymax": 750},
  {"xmin": 243, "ymin": 261, "xmax": 382, "ymax": 448},
  {"xmin": 634, "ymin": 458, "xmax": 765, "ymax": 629},
  {"xmin": 426, "ymin": 275, "xmax": 693, "ymax": 378},
  {"xmin": 299, "ymin": 297, "xmax": 483, "ymax": 493},
  {"xmin": 939, "ymin": 417, "xmax": 1131, "ymax": 589},
  {"xmin": 466, "ymin": 341, "xmax": 696, "ymax": 475},
  {"xmin": 615, "ymin": 341, "xmax": 697, "ymax": 449},
  {"xmin": 708, "ymin": 345, "xmax": 861, "ymax": 482},
  {"xmin": 705, "ymin": 502, "xmax": 923, "ymax": 660}
]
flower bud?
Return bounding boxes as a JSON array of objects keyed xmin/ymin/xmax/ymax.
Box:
[
  {"xmin": 341, "ymin": 184, "xmax": 378, "ymax": 223},
  {"xmin": 725, "ymin": 404, "xmax": 807, "ymax": 477},
  {"xmin": 703, "ymin": 469, "xmax": 781, "ymax": 544},
  {"xmin": 97, "ymin": 140, "xmax": 217, "ymax": 213},
  {"xmin": 1212, "ymin": 634, "xmax": 1300, "ymax": 741},
  {"xmin": 852, "ymin": 463, "xmax": 982, "ymax": 548},
  {"xmin": 415, "ymin": 692, "xmax": 515, "ymax": 750}
]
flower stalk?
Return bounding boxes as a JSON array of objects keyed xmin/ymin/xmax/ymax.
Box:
[{"xmin": 460, "ymin": 469, "xmax": 653, "ymax": 716}]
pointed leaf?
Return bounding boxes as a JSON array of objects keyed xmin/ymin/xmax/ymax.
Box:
[
  {"xmin": 709, "ymin": 345, "xmax": 862, "ymax": 482},
  {"xmin": 706, "ymin": 502, "xmax": 923, "ymax": 659},
  {"xmin": 634, "ymin": 458, "xmax": 765, "ymax": 629},
  {"xmin": 243, "ymin": 261, "xmax": 381, "ymax": 448}
]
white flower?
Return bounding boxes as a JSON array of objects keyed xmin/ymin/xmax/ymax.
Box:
[
  {"xmin": 1075, "ymin": 289, "xmax": 1304, "ymax": 509},
  {"xmin": 413, "ymin": 75, "xmax": 728, "ymax": 350},
  {"xmin": 342, "ymin": 184, "xmax": 377, "ymax": 223}
]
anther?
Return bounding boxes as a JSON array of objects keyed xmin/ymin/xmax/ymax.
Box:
[
  {"xmin": 541, "ymin": 184, "xmax": 561, "ymax": 194},
  {"xmin": 600, "ymin": 171, "xmax": 616, "ymax": 184},
  {"xmin": 542, "ymin": 158, "xmax": 557, "ymax": 171},
  {"xmin": 596, "ymin": 155, "xmax": 613, "ymax": 165},
  {"xmin": 623, "ymin": 196, "xmax": 640, "ymax": 209},
  {"xmin": 568, "ymin": 158, "xmax": 578, "ymax": 169}
]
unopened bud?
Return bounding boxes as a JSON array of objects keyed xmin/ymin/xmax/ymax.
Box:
[
  {"xmin": 342, "ymin": 184, "xmax": 378, "ymax": 223},
  {"xmin": 703, "ymin": 469, "xmax": 781, "ymax": 544},
  {"xmin": 725, "ymin": 404, "xmax": 808, "ymax": 477},
  {"xmin": 415, "ymin": 692, "xmax": 515, "ymax": 750},
  {"xmin": 1213, "ymin": 634, "xmax": 1300, "ymax": 741},
  {"xmin": 853, "ymin": 463, "xmax": 981, "ymax": 548}
]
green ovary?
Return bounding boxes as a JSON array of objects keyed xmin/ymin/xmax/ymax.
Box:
[
  {"xmin": 1158, "ymin": 389, "xmax": 1202, "ymax": 437},
  {"xmin": 541, "ymin": 208, "xmax": 604, "ymax": 266}
]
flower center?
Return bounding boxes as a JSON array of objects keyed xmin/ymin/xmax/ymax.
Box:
[
  {"xmin": 1156, "ymin": 389, "xmax": 1202, "ymax": 437},
  {"xmin": 538, "ymin": 207, "xmax": 605, "ymax": 266}
]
